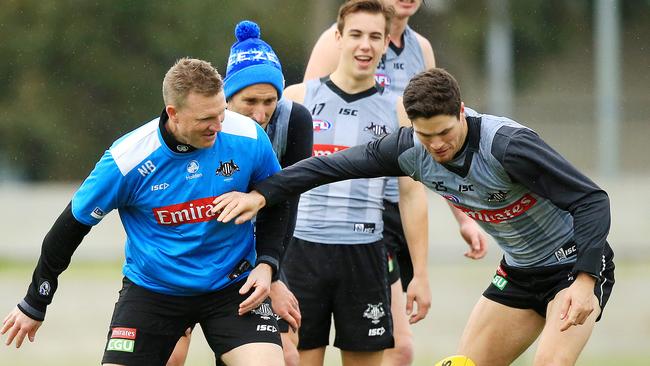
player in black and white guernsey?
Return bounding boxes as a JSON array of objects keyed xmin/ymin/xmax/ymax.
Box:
[
  {"xmin": 166, "ymin": 21, "xmax": 313, "ymax": 366},
  {"xmin": 213, "ymin": 3, "xmax": 485, "ymax": 366},
  {"xmin": 304, "ymin": 2, "xmax": 439, "ymax": 364},
  {"xmin": 213, "ymin": 68, "xmax": 615, "ymax": 366}
]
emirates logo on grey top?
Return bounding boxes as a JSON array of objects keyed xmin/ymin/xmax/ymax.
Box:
[
  {"xmin": 251, "ymin": 303, "xmax": 275, "ymax": 320},
  {"xmin": 216, "ymin": 160, "xmax": 240, "ymax": 177},
  {"xmin": 364, "ymin": 122, "xmax": 389, "ymax": 137},
  {"xmin": 363, "ymin": 303, "xmax": 385, "ymax": 324}
]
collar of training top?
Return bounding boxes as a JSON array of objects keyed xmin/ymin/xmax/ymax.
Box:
[
  {"xmin": 158, "ymin": 108, "xmax": 197, "ymax": 154},
  {"xmin": 322, "ymin": 76, "xmax": 385, "ymax": 104}
]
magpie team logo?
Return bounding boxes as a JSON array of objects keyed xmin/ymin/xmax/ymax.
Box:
[
  {"xmin": 487, "ymin": 190, "xmax": 509, "ymax": 202},
  {"xmin": 363, "ymin": 303, "xmax": 385, "ymax": 324},
  {"xmin": 251, "ymin": 302, "xmax": 275, "ymax": 320},
  {"xmin": 364, "ymin": 122, "xmax": 389, "ymax": 137},
  {"xmin": 215, "ymin": 160, "xmax": 240, "ymax": 177},
  {"xmin": 38, "ymin": 281, "xmax": 51, "ymax": 296}
]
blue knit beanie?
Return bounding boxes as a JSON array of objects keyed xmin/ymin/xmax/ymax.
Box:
[{"xmin": 224, "ymin": 20, "xmax": 284, "ymax": 100}]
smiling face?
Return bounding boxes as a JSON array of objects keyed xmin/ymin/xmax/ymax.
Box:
[
  {"xmin": 411, "ymin": 104, "xmax": 468, "ymax": 163},
  {"xmin": 335, "ymin": 11, "xmax": 389, "ymax": 80},
  {"xmin": 228, "ymin": 83, "xmax": 278, "ymax": 128},
  {"xmin": 166, "ymin": 91, "xmax": 227, "ymax": 149}
]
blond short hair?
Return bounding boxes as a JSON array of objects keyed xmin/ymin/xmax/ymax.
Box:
[{"xmin": 162, "ymin": 58, "xmax": 223, "ymax": 109}]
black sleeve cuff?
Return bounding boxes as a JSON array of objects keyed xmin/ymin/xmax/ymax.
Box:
[
  {"xmin": 18, "ymin": 299, "xmax": 46, "ymax": 322},
  {"xmin": 256, "ymin": 255, "xmax": 279, "ymax": 282},
  {"xmin": 572, "ymin": 247, "xmax": 604, "ymax": 278}
]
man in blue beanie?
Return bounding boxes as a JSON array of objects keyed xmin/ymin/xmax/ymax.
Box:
[{"xmin": 167, "ymin": 21, "xmax": 313, "ymax": 366}]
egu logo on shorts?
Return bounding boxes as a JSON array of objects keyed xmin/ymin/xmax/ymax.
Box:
[
  {"xmin": 492, "ymin": 274, "xmax": 508, "ymax": 290},
  {"xmin": 107, "ymin": 327, "xmax": 137, "ymax": 353}
]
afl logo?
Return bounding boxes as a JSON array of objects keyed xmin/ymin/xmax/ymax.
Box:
[
  {"xmin": 374, "ymin": 73, "xmax": 391, "ymax": 87},
  {"xmin": 443, "ymin": 194, "xmax": 461, "ymax": 204},
  {"xmin": 186, "ymin": 160, "xmax": 200, "ymax": 174},
  {"xmin": 313, "ymin": 119, "xmax": 331, "ymax": 131}
]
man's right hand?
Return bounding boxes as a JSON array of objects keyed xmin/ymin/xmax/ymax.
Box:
[
  {"xmin": 269, "ymin": 280, "xmax": 301, "ymax": 332},
  {"xmin": 1, "ymin": 307, "xmax": 42, "ymax": 348},
  {"xmin": 211, "ymin": 190, "xmax": 266, "ymax": 224}
]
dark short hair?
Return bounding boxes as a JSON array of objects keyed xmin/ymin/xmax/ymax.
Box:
[
  {"xmin": 337, "ymin": 0, "xmax": 394, "ymax": 37},
  {"xmin": 403, "ymin": 68, "xmax": 462, "ymax": 120}
]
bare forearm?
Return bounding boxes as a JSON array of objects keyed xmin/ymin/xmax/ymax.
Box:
[{"xmin": 399, "ymin": 179, "xmax": 429, "ymax": 276}]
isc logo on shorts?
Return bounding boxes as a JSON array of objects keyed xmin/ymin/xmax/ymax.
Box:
[
  {"xmin": 368, "ymin": 327, "xmax": 386, "ymax": 336},
  {"xmin": 256, "ymin": 324, "xmax": 277, "ymax": 332}
]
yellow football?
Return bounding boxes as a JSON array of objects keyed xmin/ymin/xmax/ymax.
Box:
[{"xmin": 434, "ymin": 355, "xmax": 476, "ymax": 366}]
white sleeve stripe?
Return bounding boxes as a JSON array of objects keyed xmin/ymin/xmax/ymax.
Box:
[
  {"xmin": 110, "ymin": 119, "xmax": 162, "ymax": 176},
  {"xmin": 221, "ymin": 110, "xmax": 258, "ymax": 140}
]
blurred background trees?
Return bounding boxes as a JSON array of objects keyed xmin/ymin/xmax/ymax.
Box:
[{"xmin": 1, "ymin": 0, "xmax": 648, "ymax": 180}]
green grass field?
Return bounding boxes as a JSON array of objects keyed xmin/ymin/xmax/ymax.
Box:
[{"xmin": 1, "ymin": 260, "xmax": 648, "ymax": 365}]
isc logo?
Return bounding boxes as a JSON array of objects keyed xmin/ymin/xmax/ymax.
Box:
[
  {"xmin": 256, "ymin": 325, "xmax": 277, "ymax": 332},
  {"xmin": 368, "ymin": 327, "xmax": 386, "ymax": 336},
  {"xmin": 338, "ymin": 108, "xmax": 358, "ymax": 116},
  {"xmin": 151, "ymin": 183, "xmax": 170, "ymax": 191}
]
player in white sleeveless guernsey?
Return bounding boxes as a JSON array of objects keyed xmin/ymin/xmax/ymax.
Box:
[
  {"xmin": 1, "ymin": 58, "xmax": 289, "ymax": 366},
  {"xmin": 213, "ymin": 68, "xmax": 615, "ymax": 366},
  {"xmin": 304, "ymin": 2, "xmax": 438, "ymax": 364},
  {"xmin": 166, "ymin": 21, "xmax": 313, "ymax": 366},
  {"xmin": 220, "ymin": 3, "xmax": 483, "ymax": 366}
]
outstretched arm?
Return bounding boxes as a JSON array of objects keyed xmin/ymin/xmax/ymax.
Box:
[
  {"xmin": 1, "ymin": 203, "xmax": 91, "ymax": 348},
  {"xmin": 212, "ymin": 127, "xmax": 416, "ymax": 223}
]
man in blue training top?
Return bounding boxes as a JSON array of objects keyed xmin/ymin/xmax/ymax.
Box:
[{"xmin": 1, "ymin": 57, "xmax": 288, "ymax": 366}]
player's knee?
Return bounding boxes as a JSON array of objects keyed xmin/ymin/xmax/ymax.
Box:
[
  {"xmin": 383, "ymin": 339, "xmax": 414, "ymax": 366},
  {"xmin": 283, "ymin": 346, "xmax": 300, "ymax": 366},
  {"xmin": 533, "ymin": 350, "xmax": 575, "ymax": 366},
  {"xmin": 394, "ymin": 340, "xmax": 414, "ymax": 365}
]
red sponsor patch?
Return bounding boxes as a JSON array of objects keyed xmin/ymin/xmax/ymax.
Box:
[
  {"xmin": 496, "ymin": 265, "xmax": 507, "ymax": 278},
  {"xmin": 312, "ymin": 144, "xmax": 349, "ymax": 156},
  {"xmin": 453, "ymin": 194, "xmax": 537, "ymax": 223},
  {"xmin": 153, "ymin": 196, "xmax": 218, "ymax": 226},
  {"xmin": 111, "ymin": 327, "xmax": 137, "ymax": 340}
]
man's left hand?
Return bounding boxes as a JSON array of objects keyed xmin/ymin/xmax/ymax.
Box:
[
  {"xmin": 238, "ymin": 263, "xmax": 272, "ymax": 315},
  {"xmin": 559, "ymin": 272, "xmax": 597, "ymax": 331}
]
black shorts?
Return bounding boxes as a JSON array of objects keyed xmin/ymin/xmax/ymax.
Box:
[
  {"xmin": 382, "ymin": 200, "xmax": 413, "ymax": 291},
  {"xmin": 483, "ymin": 243, "xmax": 615, "ymax": 320},
  {"xmin": 283, "ymin": 238, "xmax": 394, "ymax": 351},
  {"xmin": 102, "ymin": 277, "xmax": 281, "ymax": 365}
]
